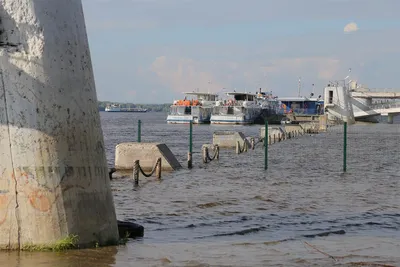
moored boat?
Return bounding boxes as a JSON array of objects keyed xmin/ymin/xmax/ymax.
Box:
[
  {"xmin": 167, "ymin": 92, "xmax": 218, "ymax": 124},
  {"xmin": 254, "ymin": 88, "xmax": 285, "ymax": 124},
  {"xmin": 210, "ymin": 92, "xmax": 262, "ymax": 125},
  {"xmin": 105, "ymin": 104, "xmax": 148, "ymax": 112}
]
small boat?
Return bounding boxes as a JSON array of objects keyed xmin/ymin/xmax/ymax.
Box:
[
  {"xmin": 167, "ymin": 92, "xmax": 218, "ymax": 124},
  {"xmin": 105, "ymin": 104, "xmax": 148, "ymax": 112},
  {"xmin": 210, "ymin": 92, "xmax": 262, "ymax": 125}
]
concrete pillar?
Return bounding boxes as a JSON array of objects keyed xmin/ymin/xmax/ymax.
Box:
[
  {"xmin": 387, "ymin": 114, "xmax": 394, "ymax": 124},
  {"xmin": 0, "ymin": 0, "xmax": 119, "ymax": 249}
]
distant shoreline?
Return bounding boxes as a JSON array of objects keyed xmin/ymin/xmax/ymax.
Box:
[{"xmin": 98, "ymin": 101, "xmax": 170, "ymax": 112}]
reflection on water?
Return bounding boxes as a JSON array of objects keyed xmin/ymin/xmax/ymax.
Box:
[
  {"xmin": 0, "ymin": 247, "xmax": 118, "ymax": 267},
  {"xmin": 1, "ymin": 112, "xmax": 399, "ymax": 267}
]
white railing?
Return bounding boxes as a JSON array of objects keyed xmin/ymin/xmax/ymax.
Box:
[{"xmin": 369, "ymin": 102, "xmax": 400, "ymax": 110}]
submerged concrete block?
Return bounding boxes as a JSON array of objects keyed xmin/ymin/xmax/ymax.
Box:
[
  {"xmin": 299, "ymin": 122, "xmax": 319, "ymax": 133},
  {"xmin": 115, "ymin": 142, "xmax": 181, "ymax": 171},
  {"xmin": 213, "ymin": 131, "xmax": 250, "ymax": 148},
  {"xmin": 259, "ymin": 126, "xmax": 285, "ymax": 139},
  {"xmin": 319, "ymin": 114, "xmax": 328, "ymax": 132},
  {"xmin": 202, "ymin": 144, "xmax": 218, "ymax": 150},
  {"xmin": 283, "ymin": 124, "xmax": 303, "ymax": 134}
]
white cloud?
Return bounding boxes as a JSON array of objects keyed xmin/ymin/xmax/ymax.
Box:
[
  {"xmin": 150, "ymin": 56, "xmax": 225, "ymax": 93},
  {"xmin": 261, "ymin": 57, "xmax": 340, "ymax": 80},
  {"xmin": 148, "ymin": 55, "xmax": 342, "ymax": 97},
  {"xmin": 344, "ymin": 22, "xmax": 359, "ymax": 33}
]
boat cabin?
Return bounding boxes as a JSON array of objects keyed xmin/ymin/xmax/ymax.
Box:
[
  {"xmin": 278, "ymin": 97, "xmax": 324, "ymax": 115},
  {"xmin": 169, "ymin": 92, "xmax": 217, "ymax": 116},
  {"xmin": 184, "ymin": 92, "xmax": 218, "ymax": 102},
  {"xmin": 173, "ymin": 92, "xmax": 218, "ymax": 106},
  {"xmin": 227, "ymin": 92, "xmax": 257, "ymax": 102}
]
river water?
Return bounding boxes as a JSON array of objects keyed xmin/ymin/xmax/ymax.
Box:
[{"xmin": 1, "ymin": 112, "xmax": 399, "ymax": 267}]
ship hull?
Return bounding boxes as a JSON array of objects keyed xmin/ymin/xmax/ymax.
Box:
[
  {"xmin": 105, "ymin": 110, "xmax": 147, "ymax": 112},
  {"xmin": 254, "ymin": 109, "xmax": 285, "ymax": 125},
  {"xmin": 210, "ymin": 115, "xmax": 254, "ymax": 125},
  {"xmin": 166, "ymin": 115, "xmax": 209, "ymax": 124}
]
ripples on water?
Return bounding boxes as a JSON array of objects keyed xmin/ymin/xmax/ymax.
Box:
[{"xmin": 1, "ymin": 112, "xmax": 399, "ymax": 267}]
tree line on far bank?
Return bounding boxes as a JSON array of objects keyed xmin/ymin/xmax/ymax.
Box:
[{"xmin": 98, "ymin": 101, "xmax": 170, "ymax": 112}]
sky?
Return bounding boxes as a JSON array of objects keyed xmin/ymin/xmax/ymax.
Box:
[{"xmin": 81, "ymin": 0, "xmax": 400, "ymax": 104}]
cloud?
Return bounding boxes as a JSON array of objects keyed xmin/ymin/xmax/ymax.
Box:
[
  {"xmin": 148, "ymin": 55, "xmax": 342, "ymax": 98},
  {"xmin": 344, "ymin": 22, "xmax": 359, "ymax": 33},
  {"xmin": 150, "ymin": 56, "xmax": 224, "ymax": 93},
  {"xmin": 261, "ymin": 57, "xmax": 340, "ymax": 80}
]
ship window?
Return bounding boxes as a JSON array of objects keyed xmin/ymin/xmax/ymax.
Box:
[{"xmin": 328, "ymin": 90, "xmax": 333, "ymax": 104}]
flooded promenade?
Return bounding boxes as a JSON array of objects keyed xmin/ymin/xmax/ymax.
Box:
[{"xmin": 1, "ymin": 112, "xmax": 399, "ymax": 267}]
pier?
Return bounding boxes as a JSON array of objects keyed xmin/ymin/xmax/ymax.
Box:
[{"xmin": 370, "ymin": 102, "xmax": 400, "ymax": 124}]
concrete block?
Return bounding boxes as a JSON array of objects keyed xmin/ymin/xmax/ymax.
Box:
[
  {"xmin": 299, "ymin": 122, "xmax": 319, "ymax": 133},
  {"xmin": 283, "ymin": 124, "xmax": 303, "ymax": 134},
  {"xmin": 115, "ymin": 142, "xmax": 181, "ymax": 171},
  {"xmin": 259, "ymin": 126, "xmax": 285, "ymax": 139},
  {"xmin": 202, "ymin": 144, "xmax": 218, "ymax": 150},
  {"xmin": 319, "ymin": 114, "xmax": 328, "ymax": 132},
  {"xmin": 212, "ymin": 131, "xmax": 250, "ymax": 148}
]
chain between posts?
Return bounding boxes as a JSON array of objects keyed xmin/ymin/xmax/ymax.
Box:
[
  {"xmin": 133, "ymin": 158, "xmax": 162, "ymax": 186},
  {"xmin": 202, "ymin": 145, "xmax": 220, "ymax": 163}
]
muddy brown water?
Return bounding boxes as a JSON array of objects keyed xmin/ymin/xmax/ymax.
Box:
[{"xmin": 1, "ymin": 112, "xmax": 399, "ymax": 267}]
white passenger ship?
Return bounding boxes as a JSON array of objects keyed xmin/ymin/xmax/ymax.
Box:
[
  {"xmin": 210, "ymin": 92, "xmax": 262, "ymax": 124},
  {"xmin": 167, "ymin": 92, "xmax": 218, "ymax": 124}
]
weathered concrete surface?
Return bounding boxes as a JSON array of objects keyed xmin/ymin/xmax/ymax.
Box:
[
  {"xmin": 319, "ymin": 114, "xmax": 328, "ymax": 132},
  {"xmin": 285, "ymin": 114, "xmax": 321, "ymax": 123},
  {"xmin": 299, "ymin": 122, "xmax": 319, "ymax": 133},
  {"xmin": 202, "ymin": 144, "xmax": 218, "ymax": 150},
  {"xmin": 283, "ymin": 124, "xmax": 303, "ymax": 134},
  {"xmin": 0, "ymin": 0, "xmax": 119, "ymax": 249},
  {"xmin": 213, "ymin": 131, "xmax": 250, "ymax": 148},
  {"xmin": 115, "ymin": 143, "xmax": 182, "ymax": 171},
  {"xmin": 259, "ymin": 126, "xmax": 285, "ymax": 139}
]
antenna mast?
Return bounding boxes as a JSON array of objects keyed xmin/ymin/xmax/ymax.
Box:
[{"xmin": 298, "ymin": 77, "xmax": 301, "ymax": 97}]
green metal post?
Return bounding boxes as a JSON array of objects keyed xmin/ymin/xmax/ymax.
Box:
[
  {"xmin": 343, "ymin": 121, "xmax": 347, "ymax": 172},
  {"xmin": 137, "ymin": 119, "xmax": 141, "ymax": 143},
  {"xmin": 189, "ymin": 120, "xmax": 193, "ymax": 154},
  {"xmin": 188, "ymin": 120, "xmax": 193, "ymax": 169},
  {"xmin": 265, "ymin": 121, "xmax": 268, "ymax": 170}
]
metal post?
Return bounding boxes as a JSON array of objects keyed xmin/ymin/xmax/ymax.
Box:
[
  {"xmin": 265, "ymin": 121, "xmax": 268, "ymax": 170},
  {"xmin": 202, "ymin": 146, "xmax": 208, "ymax": 163},
  {"xmin": 343, "ymin": 121, "xmax": 347, "ymax": 172},
  {"xmin": 188, "ymin": 120, "xmax": 193, "ymax": 168},
  {"xmin": 137, "ymin": 120, "xmax": 141, "ymax": 143},
  {"xmin": 156, "ymin": 158, "xmax": 162, "ymax": 179},
  {"xmin": 133, "ymin": 160, "xmax": 139, "ymax": 186}
]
